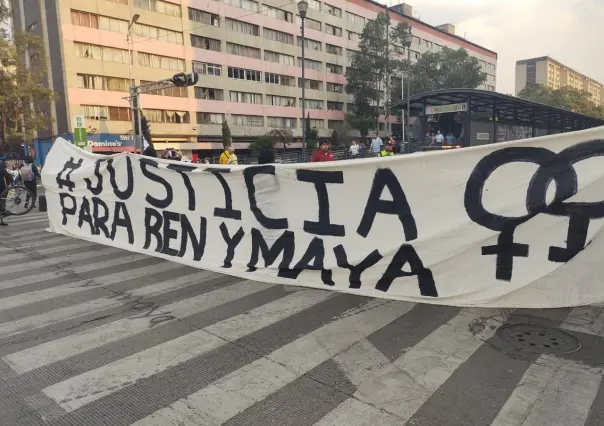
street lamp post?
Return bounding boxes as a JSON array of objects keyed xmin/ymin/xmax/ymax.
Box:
[
  {"xmin": 297, "ymin": 0, "xmax": 308, "ymax": 159},
  {"xmin": 127, "ymin": 14, "xmax": 141, "ymax": 152},
  {"xmin": 402, "ymin": 26, "xmax": 413, "ymax": 153}
]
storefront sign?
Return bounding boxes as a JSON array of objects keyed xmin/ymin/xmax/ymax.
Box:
[{"xmin": 426, "ymin": 103, "xmax": 468, "ymax": 115}]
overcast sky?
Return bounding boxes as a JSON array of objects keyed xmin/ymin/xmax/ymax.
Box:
[{"xmin": 386, "ymin": 0, "xmax": 604, "ymax": 94}]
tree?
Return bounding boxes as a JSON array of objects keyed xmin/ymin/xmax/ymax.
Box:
[
  {"xmin": 248, "ymin": 135, "xmax": 274, "ymax": 157},
  {"xmin": 221, "ymin": 120, "xmax": 231, "ymax": 147},
  {"xmin": 401, "ymin": 47, "xmax": 486, "ymax": 97},
  {"xmin": 0, "ymin": 11, "xmax": 57, "ymax": 153},
  {"xmin": 330, "ymin": 129, "xmax": 340, "ymax": 146},
  {"xmin": 345, "ymin": 12, "xmax": 411, "ymax": 133},
  {"xmin": 518, "ymin": 84, "xmax": 604, "ymax": 118},
  {"xmin": 266, "ymin": 128, "xmax": 293, "ymax": 149}
]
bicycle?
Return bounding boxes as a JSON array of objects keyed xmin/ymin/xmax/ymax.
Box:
[{"xmin": 0, "ymin": 182, "xmax": 35, "ymax": 218}]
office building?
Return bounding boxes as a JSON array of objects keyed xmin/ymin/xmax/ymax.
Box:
[
  {"xmin": 11, "ymin": 0, "xmax": 497, "ymax": 156},
  {"xmin": 516, "ymin": 56, "xmax": 603, "ymax": 107}
]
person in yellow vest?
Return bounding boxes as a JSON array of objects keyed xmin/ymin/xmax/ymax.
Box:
[
  {"xmin": 378, "ymin": 143, "xmax": 394, "ymax": 157},
  {"xmin": 219, "ymin": 146, "xmax": 231, "ymax": 164},
  {"xmin": 219, "ymin": 146, "xmax": 238, "ymax": 165}
]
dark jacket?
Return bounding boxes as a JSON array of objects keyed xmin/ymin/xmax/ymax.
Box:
[{"xmin": 0, "ymin": 162, "xmax": 13, "ymax": 192}]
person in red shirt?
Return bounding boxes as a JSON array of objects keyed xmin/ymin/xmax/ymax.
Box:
[{"xmin": 311, "ymin": 142, "xmax": 334, "ymax": 162}]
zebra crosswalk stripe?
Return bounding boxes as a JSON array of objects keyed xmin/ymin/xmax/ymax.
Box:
[{"xmin": 0, "ymin": 223, "xmax": 602, "ymax": 426}]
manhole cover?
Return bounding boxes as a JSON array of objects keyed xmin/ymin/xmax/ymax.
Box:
[{"xmin": 496, "ymin": 323, "xmax": 581, "ymax": 355}]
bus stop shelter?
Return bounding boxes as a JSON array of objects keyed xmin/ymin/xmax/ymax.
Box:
[{"xmin": 393, "ymin": 88, "xmax": 604, "ymax": 148}]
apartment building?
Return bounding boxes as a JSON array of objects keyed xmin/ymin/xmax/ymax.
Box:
[
  {"xmin": 516, "ymin": 56, "xmax": 603, "ymax": 107},
  {"xmin": 12, "ymin": 0, "xmax": 497, "ymax": 155}
]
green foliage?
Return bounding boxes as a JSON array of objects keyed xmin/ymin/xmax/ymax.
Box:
[
  {"xmin": 0, "ymin": 18, "xmax": 57, "ymax": 151},
  {"xmin": 518, "ymin": 84, "xmax": 603, "ymax": 118},
  {"xmin": 330, "ymin": 129, "xmax": 339, "ymax": 146},
  {"xmin": 303, "ymin": 113, "xmax": 318, "ymax": 150},
  {"xmin": 266, "ymin": 128, "xmax": 293, "ymax": 149},
  {"xmin": 221, "ymin": 120, "xmax": 231, "ymax": 147},
  {"xmin": 403, "ymin": 47, "xmax": 486, "ymax": 96},
  {"xmin": 248, "ymin": 135, "xmax": 274, "ymax": 157},
  {"xmin": 345, "ymin": 12, "xmax": 411, "ymax": 133}
]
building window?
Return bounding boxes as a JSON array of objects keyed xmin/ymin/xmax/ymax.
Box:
[
  {"xmin": 264, "ymin": 50, "xmax": 295, "ymax": 66},
  {"xmin": 263, "ymin": 27, "xmax": 293, "ymax": 44},
  {"xmin": 297, "ymin": 57, "xmax": 322, "ymax": 71},
  {"xmin": 228, "ymin": 67, "xmax": 261, "ymax": 81},
  {"xmin": 298, "ymin": 78, "xmax": 322, "ymax": 90},
  {"xmin": 325, "ymin": 44, "xmax": 342, "ymax": 55},
  {"xmin": 188, "ymin": 7, "xmax": 219, "ymax": 26},
  {"xmin": 197, "ymin": 112, "xmax": 224, "ymax": 124},
  {"xmin": 424, "ymin": 39, "xmax": 434, "ymax": 50},
  {"xmin": 263, "ymin": 5, "xmax": 293, "ymax": 22},
  {"xmin": 345, "ymin": 11, "xmax": 364, "ymax": 25},
  {"xmin": 144, "ymin": 109, "xmax": 190, "ymax": 123},
  {"xmin": 194, "ymin": 87, "xmax": 224, "ymax": 100},
  {"xmin": 325, "ymin": 4, "xmax": 342, "ymax": 17},
  {"xmin": 231, "ymin": 114, "xmax": 264, "ymax": 127},
  {"xmin": 138, "ymin": 52, "xmax": 185, "ymax": 71},
  {"xmin": 326, "ymin": 82, "xmax": 343, "ymax": 93},
  {"xmin": 265, "ymin": 72, "xmax": 295, "ymax": 86},
  {"xmin": 135, "ymin": 23, "xmax": 184, "ymax": 44},
  {"xmin": 141, "ymin": 80, "xmax": 187, "ymax": 97},
  {"xmin": 326, "ymin": 63, "xmax": 343, "ymax": 74},
  {"xmin": 326, "ymin": 101, "xmax": 343, "ymax": 111},
  {"xmin": 308, "ymin": 119, "xmax": 324, "ymax": 129},
  {"xmin": 190, "ymin": 35, "xmax": 221, "ymax": 51},
  {"xmin": 409, "ymin": 50, "xmax": 420, "ymax": 60},
  {"xmin": 71, "ymin": 11, "xmax": 130, "ymax": 34},
  {"xmin": 192, "ymin": 61, "xmax": 221, "ymax": 76},
  {"xmin": 434, "ymin": 43, "xmax": 443, "ymax": 51},
  {"xmin": 267, "ymin": 117, "xmax": 296, "ymax": 128},
  {"xmin": 266, "ymin": 95, "xmax": 295, "ymax": 107},
  {"xmin": 225, "ymin": 18, "xmax": 258, "ymax": 35},
  {"xmin": 325, "ymin": 24, "xmax": 342, "ymax": 37},
  {"xmin": 297, "ymin": 36, "xmax": 321, "ymax": 51},
  {"xmin": 229, "ymin": 91, "xmax": 263, "ymax": 104},
  {"xmin": 347, "ymin": 31, "xmax": 359, "ymax": 41},
  {"xmin": 328, "ymin": 120, "xmax": 344, "ymax": 129},
  {"xmin": 300, "ymin": 98, "xmax": 323, "ymax": 109},
  {"xmin": 227, "ymin": 42, "xmax": 261, "ymax": 59},
  {"xmin": 77, "ymin": 74, "xmax": 129, "ymax": 92},
  {"xmin": 75, "ymin": 43, "xmax": 131, "ymax": 64},
  {"xmin": 107, "ymin": 0, "xmax": 128, "ymax": 4},
  {"xmin": 309, "ymin": 0, "xmax": 321, "ymax": 11},
  {"xmin": 136, "ymin": 0, "xmax": 182, "ymax": 17},
  {"xmin": 82, "ymin": 105, "xmax": 131, "ymax": 121},
  {"xmin": 71, "ymin": 10, "xmax": 99, "ymax": 29},
  {"xmin": 296, "ymin": 16, "xmax": 321, "ymax": 31},
  {"xmin": 224, "ymin": 0, "xmax": 259, "ymax": 12}
]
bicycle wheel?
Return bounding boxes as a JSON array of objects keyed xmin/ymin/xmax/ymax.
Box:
[{"xmin": 0, "ymin": 185, "xmax": 35, "ymax": 216}]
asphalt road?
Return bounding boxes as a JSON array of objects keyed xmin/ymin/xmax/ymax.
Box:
[{"xmin": 0, "ymin": 210, "xmax": 604, "ymax": 426}]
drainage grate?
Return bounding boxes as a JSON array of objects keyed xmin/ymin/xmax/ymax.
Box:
[{"xmin": 496, "ymin": 323, "xmax": 582, "ymax": 356}]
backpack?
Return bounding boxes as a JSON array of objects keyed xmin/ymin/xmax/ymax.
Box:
[{"xmin": 20, "ymin": 164, "xmax": 35, "ymax": 182}]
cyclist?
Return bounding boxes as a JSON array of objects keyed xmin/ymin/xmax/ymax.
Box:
[{"xmin": 0, "ymin": 156, "xmax": 15, "ymax": 226}]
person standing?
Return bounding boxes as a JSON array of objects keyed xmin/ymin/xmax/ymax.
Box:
[
  {"xmin": 370, "ymin": 133, "xmax": 383, "ymax": 155},
  {"xmin": 378, "ymin": 143, "xmax": 394, "ymax": 157},
  {"xmin": 349, "ymin": 140, "xmax": 359, "ymax": 157},
  {"xmin": 219, "ymin": 146, "xmax": 233, "ymax": 164},
  {"xmin": 434, "ymin": 130, "xmax": 444, "ymax": 145},
  {"xmin": 19, "ymin": 156, "xmax": 40, "ymax": 208},
  {"xmin": 311, "ymin": 142, "xmax": 334, "ymax": 162},
  {"xmin": 226, "ymin": 147, "xmax": 238, "ymax": 165}
]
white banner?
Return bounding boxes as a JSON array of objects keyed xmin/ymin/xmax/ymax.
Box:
[{"xmin": 42, "ymin": 127, "xmax": 604, "ymax": 308}]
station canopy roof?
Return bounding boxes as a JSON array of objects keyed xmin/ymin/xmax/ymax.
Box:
[{"xmin": 393, "ymin": 88, "xmax": 604, "ymax": 129}]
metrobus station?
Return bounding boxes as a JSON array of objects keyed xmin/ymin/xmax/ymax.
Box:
[{"xmin": 393, "ymin": 88, "xmax": 604, "ymax": 151}]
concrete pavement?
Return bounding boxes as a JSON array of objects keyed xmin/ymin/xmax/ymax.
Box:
[{"xmin": 0, "ymin": 211, "xmax": 604, "ymax": 425}]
